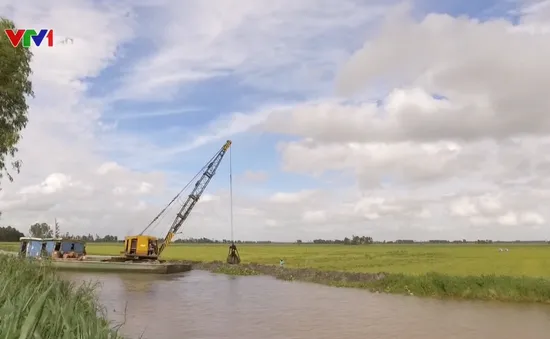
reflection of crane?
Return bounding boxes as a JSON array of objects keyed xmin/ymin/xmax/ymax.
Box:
[{"xmin": 121, "ymin": 140, "xmax": 236, "ymax": 262}]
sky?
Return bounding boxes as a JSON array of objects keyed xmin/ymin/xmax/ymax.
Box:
[{"xmin": 1, "ymin": 0, "xmax": 550, "ymax": 242}]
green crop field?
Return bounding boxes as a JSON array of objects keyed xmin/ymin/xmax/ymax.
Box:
[
  {"xmin": 3, "ymin": 242, "xmax": 549, "ymax": 277},
  {"xmin": 21, "ymin": 242, "xmax": 550, "ymax": 278}
]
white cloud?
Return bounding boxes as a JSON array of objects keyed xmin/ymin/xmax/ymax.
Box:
[
  {"xmin": 520, "ymin": 211, "xmax": 545, "ymax": 225},
  {"xmin": 114, "ymin": 0, "xmax": 392, "ymax": 100},
  {"xmin": 97, "ymin": 162, "xmax": 124, "ymax": 175},
  {"xmin": 302, "ymin": 210, "xmax": 327, "ymax": 224},
  {"xmin": 333, "ymin": 7, "xmax": 550, "ymax": 142},
  {"xmin": 497, "ymin": 212, "xmax": 519, "ymax": 226},
  {"xmin": 448, "ymin": 194, "xmax": 545, "ymax": 228},
  {"xmin": 255, "ymin": 2, "xmax": 550, "ymax": 240},
  {"xmin": 19, "ymin": 173, "xmax": 74, "ymax": 195},
  {"xmin": 269, "ymin": 190, "xmax": 316, "ymax": 204}
]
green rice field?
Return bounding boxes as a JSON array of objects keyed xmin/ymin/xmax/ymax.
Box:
[{"xmin": 2, "ymin": 242, "xmax": 545, "ymax": 277}]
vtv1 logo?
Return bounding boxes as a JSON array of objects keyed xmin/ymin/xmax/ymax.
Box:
[{"xmin": 4, "ymin": 29, "xmax": 54, "ymax": 48}]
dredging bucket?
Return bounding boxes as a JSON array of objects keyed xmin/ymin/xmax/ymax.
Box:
[{"xmin": 226, "ymin": 244, "xmax": 241, "ymax": 264}]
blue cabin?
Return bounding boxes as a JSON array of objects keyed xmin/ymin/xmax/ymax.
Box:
[
  {"xmin": 42, "ymin": 237, "xmax": 62, "ymax": 256},
  {"xmin": 19, "ymin": 237, "xmax": 47, "ymax": 258},
  {"xmin": 19, "ymin": 237, "xmax": 86, "ymax": 258},
  {"xmin": 58, "ymin": 239, "xmax": 86, "ymax": 255}
]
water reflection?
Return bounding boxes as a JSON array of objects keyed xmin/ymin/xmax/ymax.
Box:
[{"xmin": 65, "ymin": 270, "xmax": 550, "ymax": 339}]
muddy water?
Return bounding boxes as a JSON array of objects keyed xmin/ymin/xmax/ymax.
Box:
[{"xmin": 65, "ymin": 270, "xmax": 550, "ymax": 339}]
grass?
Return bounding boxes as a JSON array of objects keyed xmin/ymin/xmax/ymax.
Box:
[
  {"xmin": 67, "ymin": 242, "xmax": 550, "ymax": 277},
  {"xmin": 364, "ymin": 272, "xmax": 550, "ymax": 302},
  {"xmin": 0, "ymin": 255, "xmax": 122, "ymax": 338},
  {"xmin": 3, "ymin": 242, "xmax": 550, "ymax": 303}
]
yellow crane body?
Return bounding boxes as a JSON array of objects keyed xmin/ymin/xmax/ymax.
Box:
[{"xmin": 123, "ymin": 235, "xmax": 159, "ymax": 259}]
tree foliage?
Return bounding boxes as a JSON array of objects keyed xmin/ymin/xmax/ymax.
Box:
[
  {"xmin": 312, "ymin": 235, "xmax": 374, "ymax": 245},
  {"xmin": 0, "ymin": 225, "xmax": 24, "ymax": 241},
  {"xmin": 0, "ymin": 18, "xmax": 33, "ymax": 184},
  {"xmin": 60, "ymin": 233, "xmax": 119, "ymax": 242},
  {"xmin": 54, "ymin": 219, "xmax": 60, "ymax": 238},
  {"xmin": 28, "ymin": 222, "xmax": 53, "ymax": 238}
]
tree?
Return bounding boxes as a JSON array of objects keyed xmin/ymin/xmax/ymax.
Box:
[
  {"xmin": 0, "ymin": 18, "xmax": 34, "ymax": 184},
  {"xmin": 0, "ymin": 226, "xmax": 24, "ymax": 241},
  {"xmin": 29, "ymin": 223, "xmax": 53, "ymax": 238},
  {"xmin": 54, "ymin": 219, "xmax": 60, "ymax": 237}
]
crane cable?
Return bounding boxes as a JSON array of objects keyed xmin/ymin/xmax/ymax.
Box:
[
  {"xmin": 139, "ymin": 150, "xmax": 220, "ymax": 236},
  {"xmin": 229, "ymin": 146, "xmax": 234, "ymax": 243}
]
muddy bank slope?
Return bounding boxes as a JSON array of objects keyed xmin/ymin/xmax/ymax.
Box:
[
  {"xmin": 177, "ymin": 260, "xmax": 550, "ymax": 304},
  {"xmin": 190, "ymin": 260, "xmax": 387, "ymax": 284}
]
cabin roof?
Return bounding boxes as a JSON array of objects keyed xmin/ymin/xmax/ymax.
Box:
[
  {"xmin": 19, "ymin": 237, "xmax": 86, "ymax": 243},
  {"xmin": 59, "ymin": 239, "xmax": 86, "ymax": 243},
  {"xmin": 19, "ymin": 237, "xmax": 44, "ymax": 241}
]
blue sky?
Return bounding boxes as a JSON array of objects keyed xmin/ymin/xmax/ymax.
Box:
[{"xmin": 87, "ymin": 0, "xmax": 520, "ymax": 196}]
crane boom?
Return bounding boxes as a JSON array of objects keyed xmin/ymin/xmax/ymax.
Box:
[{"xmin": 157, "ymin": 140, "xmax": 232, "ymax": 256}]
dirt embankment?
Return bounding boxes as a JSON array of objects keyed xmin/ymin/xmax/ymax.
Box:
[
  {"xmin": 171, "ymin": 260, "xmax": 550, "ymax": 304},
  {"xmin": 174, "ymin": 260, "xmax": 387, "ymax": 285}
]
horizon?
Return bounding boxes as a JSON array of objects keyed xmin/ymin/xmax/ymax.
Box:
[{"xmin": 5, "ymin": 226, "xmax": 549, "ymax": 244}]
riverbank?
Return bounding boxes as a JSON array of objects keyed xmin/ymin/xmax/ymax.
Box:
[
  {"xmin": 185, "ymin": 260, "xmax": 550, "ymax": 303},
  {"xmin": 0, "ymin": 255, "xmax": 122, "ymax": 338}
]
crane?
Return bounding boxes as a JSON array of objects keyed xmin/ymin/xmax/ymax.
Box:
[{"xmin": 121, "ymin": 140, "xmax": 236, "ymax": 262}]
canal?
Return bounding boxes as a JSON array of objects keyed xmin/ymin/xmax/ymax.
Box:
[{"xmin": 66, "ymin": 270, "xmax": 550, "ymax": 339}]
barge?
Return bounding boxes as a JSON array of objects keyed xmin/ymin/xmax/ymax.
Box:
[
  {"xmin": 50, "ymin": 258, "xmax": 191, "ymax": 274},
  {"xmin": 17, "ymin": 237, "xmax": 191, "ymax": 274}
]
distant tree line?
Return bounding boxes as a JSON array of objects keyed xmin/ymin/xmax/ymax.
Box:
[
  {"xmin": 28, "ymin": 222, "xmax": 120, "ymax": 241},
  {"xmin": 0, "ymin": 226, "xmax": 24, "ymax": 242},
  {"xmin": 1, "ymin": 221, "xmax": 549, "ymax": 244},
  {"xmin": 0, "ymin": 222, "xmax": 120, "ymax": 242},
  {"xmin": 297, "ymin": 238, "xmax": 550, "ymax": 244},
  {"xmin": 60, "ymin": 233, "xmax": 120, "ymax": 242},
  {"xmin": 174, "ymin": 238, "xmax": 272, "ymax": 244},
  {"xmin": 307, "ymin": 235, "xmax": 374, "ymax": 245},
  {"xmin": 0, "ymin": 222, "xmax": 274, "ymax": 244}
]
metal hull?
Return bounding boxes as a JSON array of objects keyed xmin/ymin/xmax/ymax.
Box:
[
  {"xmin": 50, "ymin": 259, "xmax": 192, "ymax": 274},
  {"xmin": 0, "ymin": 251, "xmax": 192, "ymax": 274}
]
